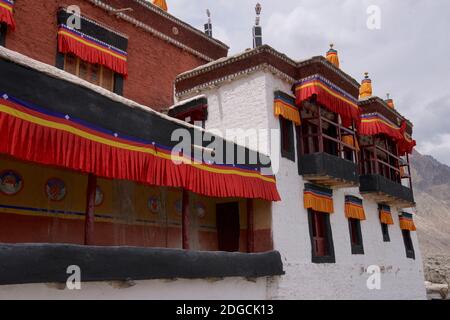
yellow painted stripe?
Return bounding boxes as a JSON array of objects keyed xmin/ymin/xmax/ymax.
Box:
[
  {"xmin": 0, "ymin": 207, "xmax": 169, "ymax": 227},
  {"xmin": 0, "ymin": 2, "xmax": 13, "ymax": 12},
  {"xmin": 0, "ymin": 207, "xmax": 84, "ymax": 221},
  {"xmin": 297, "ymin": 81, "xmax": 359, "ymax": 111},
  {"xmin": 0, "ymin": 104, "xmax": 275, "ymax": 183},
  {"xmin": 58, "ymin": 30, "xmax": 127, "ymax": 61}
]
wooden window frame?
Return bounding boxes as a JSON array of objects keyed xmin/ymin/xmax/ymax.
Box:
[
  {"xmin": 360, "ymin": 135, "xmax": 413, "ymax": 189},
  {"xmin": 307, "ymin": 209, "xmax": 335, "ymax": 264},
  {"xmin": 348, "ymin": 218, "xmax": 364, "ymax": 255},
  {"xmin": 402, "ymin": 230, "xmax": 415, "ymax": 259},
  {"xmin": 298, "ymin": 104, "xmax": 358, "ymax": 163},
  {"xmin": 381, "ymin": 222, "xmax": 390, "ymax": 242},
  {"xmin": 62, "ymin": 54, "xmax": 116, "ymax": 92},
  {"xmin": 280, "ymin": 117, "xmax": 295, "ymax": 161}
]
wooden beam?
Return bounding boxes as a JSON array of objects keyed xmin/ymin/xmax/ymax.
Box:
[
  {"xmin": 84, "ymin": 173, "xmax": 97, "ymax": 245},
  {"xmin": 182, "ymin": 189, "xmax": 190, "ymax": 250},
  {"xmin": 247, "ymin": 199, "xmax": 254, "ymax": 253},
  {"xmin": 317, "ymin": 106, "xmax": 324, "ymax": 153}
]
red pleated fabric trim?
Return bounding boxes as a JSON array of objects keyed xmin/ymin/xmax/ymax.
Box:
[
  {"xmin": 398, "ymin": 135, "xmax": 416, "ymax": 156},
  {"xmin": 0, "ymin": 98, "xmax": 280, "ymax": 201},
  {"xmin": 359, "ymin": 119, "xmax": 404, "ymax": 141},
  {"xmin": 0, "ymin": 2, "xmax": 15, "ymax": 30},
  {"xmin": 57, "ymin": 28, "xmax": 128, "ymax": 77},
  {"xmin": 295, "ymin": 81, "xmax": 360, "ymax": 128}
]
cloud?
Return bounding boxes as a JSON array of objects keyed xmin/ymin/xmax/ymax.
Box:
[{"xmin": 169, "ymin": 0, "xmax": 450, "ymax": 164}]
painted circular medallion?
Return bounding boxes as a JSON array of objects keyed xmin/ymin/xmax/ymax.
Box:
[
  {"xmin": 0, "ymin": 170, "xmax": 23, "ymax": 195},
  {"xmin": 148, "ymin": 196, "xmax": 161, "ymax": 214},
  {"xmin": 45, "ymin": 178, "xmax": 67, "ymax": 201},
  {"xmin": 95, "ymin": 186, "xmax": 104, "ymax": 207}
]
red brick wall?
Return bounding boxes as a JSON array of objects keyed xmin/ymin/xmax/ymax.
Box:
[{"xmin": 5, "ymin": 0, "xmax": 227, "ymax": 110}]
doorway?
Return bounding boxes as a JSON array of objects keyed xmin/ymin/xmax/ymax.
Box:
[{"xmin": 216, "ymin": 202, "xmax": 240, "ymax": 252}]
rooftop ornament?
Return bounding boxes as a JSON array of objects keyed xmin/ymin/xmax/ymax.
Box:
[
  {"xmin": 204, "ymin": 9, "xmax": 212, "ymax": 37},
  {"xmin": 326, "ymin": 43, "xmax": 340, "ymax": 68},
  {"xmin": 359, "ymin": 72, "xmax": 373, "ymax": 99},
  {"xmin": 253, "ymin": 3, "xmax": 263, "ymax": 48},
  {"xmin": 255, "ymin": 3, "xmax": 262, "ymax": 26},
  {"xmin": 386, "ymin": 93, "xmax": 395, "ymax": 109},
  {"xmin": 152, "ymin": 0, "xmax": 168, "ymax": 12}
]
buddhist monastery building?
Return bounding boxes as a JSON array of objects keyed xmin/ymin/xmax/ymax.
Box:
[{"xmin": 0, "ymin": 0, "xmax": 425, "ymax": 299}]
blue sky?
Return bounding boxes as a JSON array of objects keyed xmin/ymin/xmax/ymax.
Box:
[{"xmin": 167, "ymin": 0, "xmax": 450, "ymax": 165}]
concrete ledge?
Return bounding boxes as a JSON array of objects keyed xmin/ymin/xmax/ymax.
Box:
[{"xmin": 0, "ymin": 244, "xmax": 284, "ymax": 285}]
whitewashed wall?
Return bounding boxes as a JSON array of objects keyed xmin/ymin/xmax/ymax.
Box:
[
  {"xmin": 183, "ymin": 70, "xmax": 427, "ymax": 300},
  {"xmin": 0, "ymin": 277, "xmax": 271, "ymax": 300}
]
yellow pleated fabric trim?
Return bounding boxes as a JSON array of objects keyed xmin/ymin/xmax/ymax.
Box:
[
  {"xmin": 304, "ymin": 193, "xmax": 334, "ymax": 214},
  {"xmin": 345, "ymin": 203, "xmax": 366, "ymax": 220},
  {"xmin": 274, "ymin": 101, "xmax": 301, "ymax": 126},
  {"xmin": 380, "ymin": 211, "xmax": 394, "ymax": 225},
  {"xmin": 400, "ymin": 218, "xmax": 416, "ymax": 231},
  {"xmin": 342, "ymin": 135, "xmax": 360, "ymax": 151}
]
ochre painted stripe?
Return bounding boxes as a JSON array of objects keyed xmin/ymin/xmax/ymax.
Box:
[
  {"xmin": 58, "ymin": 30, "xmax": 127, "ymax": 61},
  {"xmin": 0, "ymin": 103, "xmax": 276, "ymax": 183}
]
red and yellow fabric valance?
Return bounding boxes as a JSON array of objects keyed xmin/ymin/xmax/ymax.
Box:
[
  {"xmin": 398, "ymin": 130, "xmax": 416, "ymax": 156},
  {"xmin": 274, "ymin": 91, "xmax": 301, "ymax": 126},
  {"xmin": 399, "ymin": 212, "xmax": 416, "ymax": 231},
  {"xmin": 360, "ymin": 114, "xmax": 416, "ymax": 155},
  {"xmin": 58, "ymin": 25, "xmax": 128, "ymax": 77},
  {"xmin": 304, "ymin": 183, "xmax": 334, "ymax": 214},
  {"xmin": 379, "ymin": 204, "xmax": 394, "ymax": 225},
  {"xmin": 295, "ymin": 75, "xmax": 360, "ymax": 127},
  {"xmin": 360, "ymin": 113, "xmax": 404, "ymax": 141},
  {"xmin": 0, "ymin": 0, "xmax": 15, "ymax": 30},
  {"xmin": 0, "ymin": 94, "xmax": 280, "ymax": 201},
  {"xmin": 345, "ymin": 195, "xmax": 366, "ymax": 220}
]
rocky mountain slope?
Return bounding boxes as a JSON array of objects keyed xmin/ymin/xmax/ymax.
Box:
[{"xmin": 410, "ymin": 151, "xmax": 450, "ymax": 287}]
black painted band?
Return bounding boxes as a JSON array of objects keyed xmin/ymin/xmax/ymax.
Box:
[{"xmin": 0, "ymin": 244, "xmax": 284, "ymax": 285}]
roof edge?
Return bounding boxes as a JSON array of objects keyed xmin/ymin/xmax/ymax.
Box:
[{"xmin": 132, "ymin": 0, "xmax": 229, "ymax": 50}]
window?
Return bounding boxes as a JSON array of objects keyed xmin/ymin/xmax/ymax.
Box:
[
  {"xmin": 0, "ymin": 23, "xmax": 6, "ymax": 47},
  {"xmin": 381, "ymin": 223, "xmax": 390, "ymax": 242},
  {"xmin": 280, "ymin": 117, "xmax": 295, "ymax": 161},
  {"xmin": 348, "ymin": 218, "xmax": 364, "ymax": 254},
  {"xmin": 63, "ymin": 54, "xmax": 115, "ymax": 91},
  {"xmin": 402, "ymin": 230, "xmax": 415, "ymax": 259},
  {"xmin": 308, "ymin": 209, "xmax": 335, "ymax": 263}
]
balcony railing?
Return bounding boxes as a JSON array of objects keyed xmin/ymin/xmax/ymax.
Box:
[
  {"xmin": 297, "ymin": 104, "xmax": 359, "ymax": 187},
  {"xmin": 359, "ymin": 137, "xmax": 414, "ymax": 207}
]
